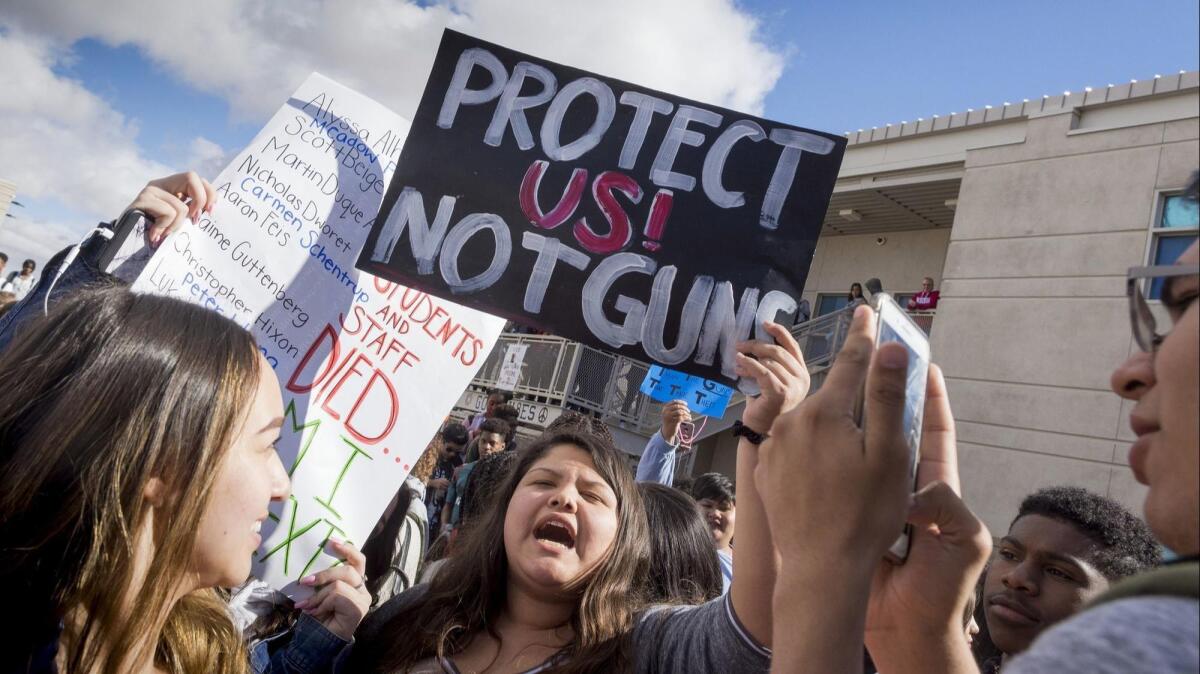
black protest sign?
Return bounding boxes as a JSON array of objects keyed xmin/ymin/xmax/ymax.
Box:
[{"xmin": 358, "ymin": 29, "xmax": 845, "ymax": 389}]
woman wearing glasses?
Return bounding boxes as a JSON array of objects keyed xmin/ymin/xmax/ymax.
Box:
[{"xmin": 753, "ymin": 173, "xmax": 1200, "ymax": 674}]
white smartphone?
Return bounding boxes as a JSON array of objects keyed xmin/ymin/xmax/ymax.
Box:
[{"xmin": 865, "ymin": 293, "xmax": 931, "ymax": 564}]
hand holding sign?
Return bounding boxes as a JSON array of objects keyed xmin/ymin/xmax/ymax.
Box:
[
  {"xmin": 123, "ymin": 171, "xmax": 218, "ymax": 248},
  {"xmin": 294, "ymin": 538, "xmax": 372, "ymax": 640},
  {"xmin": 734, "ymin": 320, "xmax": 810, "ymax": 435},
  {"xmin": 660, "ymin": 400, "xmax": 692, "ymax": 445}
]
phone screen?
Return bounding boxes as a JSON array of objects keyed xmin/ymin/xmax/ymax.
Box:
[{"xmin": 874, "ymin": 295, "xmax": 930, "ymax": 563}]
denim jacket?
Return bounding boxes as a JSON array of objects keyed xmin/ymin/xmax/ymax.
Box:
[{"xmin": 250, "ymin": 614, "xmax": 349, "ymax": 674}]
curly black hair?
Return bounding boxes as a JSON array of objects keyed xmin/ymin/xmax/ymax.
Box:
[
  {"xmin": 1013, "ymin": 486, "xmax": 1160, "ymax": 580},
  {"xmin": 544, "ymin": 410, "xmax": 615, "ymax": 446},
  {"xmin": 459, "ymin": 450, "xmax": 521, "ymax": 527}
]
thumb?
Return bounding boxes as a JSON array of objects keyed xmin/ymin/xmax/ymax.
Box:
[
  {"xmin": 864, "ymin": 342, "xmax": 909, "ymax": 468},
  {"xmin": 907, "ymin": 481, "xmax": 991, "ymax": 555}
]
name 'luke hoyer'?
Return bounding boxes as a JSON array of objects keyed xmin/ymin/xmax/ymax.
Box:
[{"xmin": 370, "ymin": 46, "xmax": 836, "ymax": 388}]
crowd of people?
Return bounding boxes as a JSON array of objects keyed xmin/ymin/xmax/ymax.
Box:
[{"xmin": 0, "ymin": 166, "xmax": 1195, "ymax": 674}]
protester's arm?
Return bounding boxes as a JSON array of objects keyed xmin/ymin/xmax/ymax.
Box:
[
  {"xmin": 635, "ymin": 400, "xmax": 689, "ymax": 484},
  {"xmin": 863, "ymin": 365, "xmax": 991, "ymax": 674},
  {"xmin": 753, "ymin": 306, "xmax": 927, "ymax": 673},
  {"xmin": 728, "ymin": 320, "xmax": 811, "ymax": 649}
]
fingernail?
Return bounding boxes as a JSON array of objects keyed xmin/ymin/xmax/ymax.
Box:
[
  {"xmin": 294, "ymin": 599, "xmax": 309, "ymax": 609},
  {"xmin": 879, "ymin": 345, "xmax": 908, "ymax": 369},
  {"xmin": 300, "ymin": 575, "xmax": 316, "ymax": 585}
]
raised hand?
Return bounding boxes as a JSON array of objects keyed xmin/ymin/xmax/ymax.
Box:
[
  {"xmin": 734, "ymin": 320, "xmax": 810, "ymax": 435},
  {"xmin": 864, "ymin": 365, "xmax": 992, "ymax": 673}
]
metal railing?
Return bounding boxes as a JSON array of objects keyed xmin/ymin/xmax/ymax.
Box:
[{"xmin": 455, "ymin": 304, "xmax": 866, "ymax": 438}]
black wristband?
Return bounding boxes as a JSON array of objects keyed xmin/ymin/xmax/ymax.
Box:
[{"xmin": 731, "ymin": 420, "xmax": 767, "ymax": 445}]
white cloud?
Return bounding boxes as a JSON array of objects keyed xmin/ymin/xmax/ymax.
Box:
[
  {"xmin": 0, "ymin": 213, "xmax": 81, "ymax": 271},
  {"xmin": 1, "ymin": 0, "xmax": 785, "ymax": 121},
  {"xmin": 0, "ymin": 31, "xmax": 184, "ymax": 266},
  {"xmin": 185, "ymin": 136, "xmax": 231, "ymax": 181}
]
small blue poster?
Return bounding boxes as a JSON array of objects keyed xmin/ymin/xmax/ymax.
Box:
[{"xmin": 639, "ymin": 365, "xmax": 735, "ymax": 417}]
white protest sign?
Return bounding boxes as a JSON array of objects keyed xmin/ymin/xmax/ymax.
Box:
[
  {"xmin": 132, "ymin": 73, "xmax": 506, "ymax": 596},
  {"xmin": 495, "ymin": 343, "xmax": 528, "ymax": 391}
]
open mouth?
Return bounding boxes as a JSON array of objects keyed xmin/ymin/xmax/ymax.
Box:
[{"xmin": 534, "ymin": 519, "xmax": 576, "ymax": 550}]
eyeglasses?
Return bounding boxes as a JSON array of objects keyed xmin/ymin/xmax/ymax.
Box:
[{"xmin": 1127, "ymin": 264, "xmax": 1200, "ymax": 352}]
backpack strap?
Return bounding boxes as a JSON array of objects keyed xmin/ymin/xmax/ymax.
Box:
[{"xmin": 1089, "ymin": 561, "xmax": 1200, "ymax": 609}]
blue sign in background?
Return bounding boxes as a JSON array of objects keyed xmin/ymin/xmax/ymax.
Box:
[{"xmin": 639, "ymin": 365, "xmax": 734, "ymax": 417}]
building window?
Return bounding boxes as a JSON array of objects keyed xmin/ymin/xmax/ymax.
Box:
[
  {"xmin": 1149, "ymin": 193, "xmax": 1199, "ymax": 299},
  {"xmin": 816, "ymin": 293, "xmax": 850, "ymax": 316}
]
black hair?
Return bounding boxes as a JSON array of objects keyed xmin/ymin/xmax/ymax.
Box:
[
  {"xmin": 545, "ymin": 410, "xmax": 614, "ymax": 446},
  {"xmin": 691, "ymin": 472, "xmax": 735, "ymax": 505},
  {"xmin": 0, "ymin": 253, "xmax": 7, "ymax": 263},
  {"xmin": 488, "ymin": 390, "xmax": 512, "ymax": 403},
  {"xmin": 671, "ymin": 476, "xmax": 694, "ymax": 495},
  {"xmin": 638, "ymin": 483, "xmax": 723, "ymax": 605},
  {"xmin": 361, "ymin": 481, "xmax": 419, "ymax": 603},
  {"xmin": 478, "ymin": 417, "xmax": 510, "ymax": 438},
  {"xmin": 491, "ymin": 404, "xmax": 520, "ymax": 439},
  {"xmin": 1185, "ymin": 170, "xmax": 1199, "ymax": 201},
  {"xmin": 459, "ymin": 450, "xmax": 520, "ymax": 527},
  {"xmin": 441, "ymin": 422, "xmax": 469, "ymax": 447},
  {"xmin": 1012, "ymin": 486, "xmax": 1160, "ymax": 580},
  {"xmin": 848, "ymin": 282, "xmax": 863, "ymax": 300},
  {"xmin": 22, "ymin": 259, "xmax": 35, "ymax": 270}
]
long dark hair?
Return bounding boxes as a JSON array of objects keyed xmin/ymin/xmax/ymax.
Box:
[
  {"xmin": 0, "ymin": 286, "xmax": 259, "ymax": 674},
  {"xmin": 352, "ymin": 431, "xmax": 650, "ymax": 673},
  {"xmin": 848, "ymin": 282, "xmax": 864, "ymax": 300},
  {"xmin": 637, "ymin": 483, "xmax": 723, "ymax": 605}
]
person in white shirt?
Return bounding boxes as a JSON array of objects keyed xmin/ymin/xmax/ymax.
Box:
[{"xmin": 2, "ymin": 259, "xmax": 36, "ymax": 299}]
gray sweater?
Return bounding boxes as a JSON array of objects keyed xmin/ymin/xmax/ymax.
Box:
[
  {"xmin": 347, "ymin": 585, "xmax": 770, "ymax": 672},
  {"xmin": 1005, "ymin": 596, "xmax": 1199, "ymax": 674}
]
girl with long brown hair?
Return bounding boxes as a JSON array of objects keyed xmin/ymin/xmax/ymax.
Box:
[
  {"xmin": 0, "ymin": 286, "xmax": 370, "ymax": 674},
  {"xmin": 343, "ymin": 320, "xmax": 811, "ymax": 673}
]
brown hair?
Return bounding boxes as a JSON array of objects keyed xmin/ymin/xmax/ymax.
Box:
[
  {"xmin": 0, "ymin": 286, "xmax": 261, "ymax": 674},
  {"xmin": 353, "ymin": 431, "xmax": 650, "ymax": 673},
  {"xmin": 410, "ymin": 434, "xmax": 442, "ymax": 484}
]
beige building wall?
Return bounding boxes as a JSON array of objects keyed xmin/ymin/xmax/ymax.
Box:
[
  {"xmin": 689, "ymin": 74, "xmax": 1198, "ymax": 543},
  {"xmin": 938, "ymin": 99, "xmax": 1199, "ymax": 536}
]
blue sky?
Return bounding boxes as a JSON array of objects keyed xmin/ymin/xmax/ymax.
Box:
[{"xmin": 1, "ymin": 0, "xmax": 1197, "ymax": 267}]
